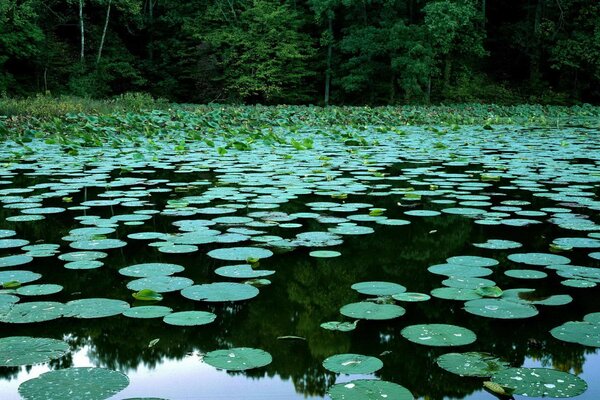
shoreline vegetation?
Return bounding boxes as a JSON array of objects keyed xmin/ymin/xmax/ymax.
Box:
[{"xmin": 1, "ymin": 95, "xmax": 599, "ymax": 138}]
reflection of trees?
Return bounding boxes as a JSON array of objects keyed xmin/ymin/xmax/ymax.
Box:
[{"xmin": 0, "ymin": 168, "xmax": 597, "ymax": 400}]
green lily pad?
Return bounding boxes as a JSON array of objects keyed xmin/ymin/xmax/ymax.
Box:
[
  {"xmin": 491, "ymin": 367, "xmax": 587, "ymax": 398},
  {"xmin": 340, "ymin": 302, "xmax": 405, "ymax": 320},
  {"xmin": 203, "ymin": 347, "xmax": 272, "ymax": 371},
  {"xmin": 0, "ymin": 254, "xmax": 33, "ymax": 268},
  {"xmin": 436, "ymin": 352, "xmax": 510, "ymax": 377},
  {"xmin": 65, "ymin": 298, "xmax": 130, "ymax": 318},
  {"xmin": 58, "ymin": 251, "xmax": 108, "ymax": 262},
  {"xmin": 0, "ymin": 336, "xmax": 70, "ymax": 366},
  {"xmin": 181, "ymin": 282, "xmax": 259, "ymax": 302},
  {"xmin": 507, "ymin": 252, "xmax": 570, "ymax": 266},
  {"xmin": 351, "ymin": 281, "xmax": 407, "ymax": 296},
  {"xmin": 550, "ymin": 321, "xmax": 600, "ymax": 347},
  {"xmin": 502, "ymin": 289, "xmax": 573, "ymax": 306},
  {"xmin": 122, "ymin": 306, "xmax": 173, "ymax": 319},
  {"xmin": 119, "ymin": 263, "xmax": 185, "ymax": 278},
  {"xmin": 323, "ymin": 353, "xmax": 383, "ymax": 374},
  {"xmin": 127, "ymin": 276, "xmax": 194, "ymax": 293},
  {"xmin": 584, "ymin": 312, "xmax": 600, "ymax": 323},
  {"xmin": 163, "ymin": 310, "xmax": 216, "ymax": 326},
  {"xmin": 18, "ymin": 367, "xmax": 129, "ymax": 400},
  {"xmin": 327, "ymin": 379, "xmax": 413, "ymax": 400},
  {"xmin": 447, "ymin": 256, "xmax": 499, "ymax": 267},
  {"xmin": 132, "ymin": 289, "xmax": 163, "ymax": 301},
  {"xmin": 207, "ymin": 246, "xmax": 273, "ymax": 261},
  {"xmin": 431, "ymin": 287, "xmax": 482, "ymax": 301},
  {"xmin": 473, "ymin": 239, "xmax": 522, "ymax": 250},
  {"xmin": 70, "ymin": 239, "xmax": 127, "ymax": 250},
  {"xmin": 309, "ymin": 250, "xmax": 341, "ymax": 258},
  {"xmin": 320, "ymin": 321, "xmax": 358, "ymax": 332},
  {"xmin": 64, "ymin": 260, "xmax": 103, "ymax": 270},
  {"xmin": 442, "ymin": 277, "xmax": 496, "ymax": 289},
  {"xmin": 464, "ymin": 298, "xmax": 539, "ymax": 319},
  {"xmin": 505, "ymin": 269, "xmax": 548, "ymax": 279},
  {"xmin": 16, "ymin": 284, "xmax": 63, "ymax": 296},
  {"xmin": 401, "ymin": 324, "xmax": 477, "ymax": 346},
  {"xmin": 562, "ymin": 279, "xmax": 597, "ymax": 288},
  {"xmin": 392, "ymin": 292, "xmax": 431, "ymax": 302},
  {"xmin": 428, "ymin": 263, "xmax": 492, "ymax": 278},
  {"xmin": 214, "ymin": 264, "xmax": 275, "ymax": 279},
  {"xmin": 0, "ymin": 301, "xmax": 65, "ymax": 323},
  {"xmin": 0, "ymin": 270, "xmax": 42, "ymax": 285}
]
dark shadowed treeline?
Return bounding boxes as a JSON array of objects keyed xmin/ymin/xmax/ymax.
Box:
[{"xmin": 1, "ymin": 0, "xmax": 598, "ymax": 105}]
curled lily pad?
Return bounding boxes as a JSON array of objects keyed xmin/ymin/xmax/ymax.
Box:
[
  {"xmin": 320, "ymin": 321, "xmax": 358, "ymax": 332},
  {"xmin": 163, "ymin": 311, "xmax": 216, "ymax": 326},
  {"xmin": 323, "ymin": 353, "xmax": 383, "ymax": 374},
  {"xmin": 351, "ymin": 281, "xmax": 406, "ymax": 296},
  {"xmin": 436, "ymin": 352, "xmax": 510, "ymax": 377},
  {"xmin": 340, "ymin": 302, "xmax": 405, "ymax": 320},
  {"xmin": 132, "ymin": 289, "xmax": 163, "ymax": 301},
  {"xmin": 327, "ymin": 379, "xmax": 413, "ymax": 400},
  {"xmin": 18, "ymin": 367, "xmax": 129, "ymax": 400},
  {"xmin": 203, "ymin": 347, "xmax": 272, "ymax": 371},
  {"xmin": 0, "ymin": 336, "xmax": 70, "ymax": 366},
  {"xmin": 401, "ymin": 324, "xmax": 477, "ymax": 347},
  {"xmin": 181, "ymin": 282, "xmax": 259, "ymax": 302},
  {"xmin": 490, "ymin": 367, "xmax": 587, "ymax": 398},
  {"xmin": 464, "ymin": 298, "xmax": 538, "ymax": 319}
]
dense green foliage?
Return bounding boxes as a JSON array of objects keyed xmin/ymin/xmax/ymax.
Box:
[{"xmin": 0, "ymin": 0, "xmax": 599, "ymax": 104}]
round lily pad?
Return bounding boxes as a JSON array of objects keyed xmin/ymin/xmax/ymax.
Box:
[
  {"xmin": 127, "ymin": 276, "xmax": 194, "ymax": 293},
  {"xmin": 0, "ymin": 336, "xmax": 70, "ymax": 366},
  {"xmin": 309, "ymin": 250, "xmax": 341, "ymax": 258},
  {"xmin": 203, "ymin": 347, "xmax": 272, "ymax": 371},
  {"xmin": 0, "ymin": 270, "xmax": 42, "ymax": 285},
  {"xmin": 473, "ymin": 239, "xmax": 522, "ymax": 250},
  {"xmin": 351, "ymin": 281, "xmax": 407, "ymax": 296},
  {"xmin": 214, "ymin": 264, "xmax": 275, "ymax": 279},
  {"xmin": 436, "ymin": 352, "xmax": 510, "ymax": 377},
  {"xmin": 207, "ymin": 246, "xmax": 273, "ymax": 261},
  {"xmin": 18, "ymin": 367, "xmax": 129, "ymax": 400},
  {"xmin": 119, "ymin": 263, "xmax": 185, "ymax": 278},
  {"xmin": 70, "ymin": 239, "xmax": 127, "ymax": 250},
  {"xmin": 584, "ymin": 312, "xmax": 600, "ymax": 324},
  {"xmin": 491, "ymin": 367, "xmax": 588, "ymax": 398},
  {"xmin": 507, "ymin": 252, "xmax": 570, "ymax": 266},
  {"xmin": 447, "ymin": 256, "xmax": 499, "ymax": 267},
  {"xmin": 122, "ymin": 306, "xmax": 173, "ymax": 319},
  {"xmin": 16, "ymin": 284, "xmax": 63, "ymax": 296},
  {"xmin": 442, "ymin": 277, "xmax": 496, "ymax": 289},
  {"xmin": 392, "ymin": 292, "xmax": 431, "ymax": 302},
  {"xmin": 327, "ymin": 379, "xmax": 413, "ymax": 400},
  {"xmin": 401, "ymin": 324, "xmax": 476, "ymax": 347},
  {"xmin": 505, "ymin": 269, "xmax": 548, "ymax": 279},
  {"xmin": 181, "ymin": 282, "xmax": 259, "ymax": 302},
  {"xmin": 550, "ymin": 321, "xmax": 600, "ymax": 347},
  {"xmin": 404, "ymin": 210, "xmax": 440, "ymax": 217},
  {"xmin": 163, "ymin": 311, "xmax": 216, "ymax": 326},
  {"xmin": 340, "ymin": 302, "xmax": 405, "ymax": 320},
  {"xmin": 58, "ymin": 251, "xmax": 108, "ymax": 262},
  {"xmin": 562, "ymin": 279, "xmax": 597, "ymax": 288},
  {"xmin": 64, "ymin": 260, "xmax": 103, "ymax": 270},
  {"xmin": 0, "ymin": 254, "xmax": 33, "ymax": 268},
  {"xmin": 65, "ymin": 298, "xmax": 130, "ymax": 318},
  {"xmin": 431, "ymin": 287, "xmax": 482, "ymax": 301},
  {"xmin": 0, "ymin": 301, "xmax": 64, "ymax": 323},
  {"xmin": 428, "ymin": 263, "xmax": 492, "ymax": 278},
  {"xmin": 320, "ymin": 321, "xmax": 358, "ymax": 332},
  {"xmin": 464, "ymin": 299, "xmax": 538, "ymax": 319},
  {"xmin": 323, "ymin": 353, "xmax": 383, "ymax": 374}
]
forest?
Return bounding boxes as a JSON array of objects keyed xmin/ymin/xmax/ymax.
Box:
[{"xmin": 1, "ymin": 0, "xmax": 599, "ymax": 105}]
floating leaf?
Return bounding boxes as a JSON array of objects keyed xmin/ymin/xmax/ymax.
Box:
[
  {"xmin": 436, "ymin": 352, "xmax": 510, "ymax": 377},
  {"xmin": 401, "ymin": 324, "xmax": 476, "ymax": 347},
  {"xmin": 0, "ymin": 336, "xmax": 70, "ymax": 367},
  {"xmin": 327, "ymin": 379, "xmax": 413, "ymax": 400},
  {"xmin": 323, "ymin": 353, "xmax": 383, "ymax": 374},
  {"xmin": 491, "ymin": 367, "xmax": 587, "ymax": 398},
  {"xmin": 203, "ymin": 347, "xmax": 272, "ymax": 371}
]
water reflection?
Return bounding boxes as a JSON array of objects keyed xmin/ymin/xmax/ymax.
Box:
[{"xmin": 0, "ymin": 160, "xmax": 598, "ymax": 400}]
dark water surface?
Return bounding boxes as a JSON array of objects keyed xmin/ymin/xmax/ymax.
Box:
[{"xmin": 0, "ymin": 125, "xmax": 599, "ymax": 399}]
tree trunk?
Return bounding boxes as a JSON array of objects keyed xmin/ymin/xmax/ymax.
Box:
[
  {"xmin": 97, "ymin": 0, "xmax": 112, "ymax": 65},
  {"xmin": 389, "ymin": 71, "xmax": 396, "ymax": 103},
  {"xmin": 148, "ymin": 0, "xmax": 154, "ymax": 60},
  {"xmin": 443, "ymin": 55, "xmax": 452, "ymax": 90},
  {"xmin": 324, "ymin": 14, "xmax": 333, "ymax": 106},
  {"xmin": 482, "ymin": 0, "xmax": 486, "ymax": 28},
  {"xmin": 530, "ymin": 0, "xmax": 543, "ymax": 85},
  {"xmin": 79, "ymin": 0, "xmax": 85, "ymax": 63}
]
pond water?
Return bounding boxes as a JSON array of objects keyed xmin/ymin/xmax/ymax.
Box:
[{"xmin": 0, "ymin": 124, "xmax": 598, "ymax": 399}]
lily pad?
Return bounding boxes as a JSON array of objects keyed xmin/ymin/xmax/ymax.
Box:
[
  {"xmin": 401, "ymin": 324, "xmax": 476, "ymax": 346},
  {"xmin": 18, "ymin": 367, "xmax": 129, "ymax": 400},
  {"xmin": 327, "ymin": 379, "xmax": 413, "ymax": 400},
  {"xmin": 490, "ymin": 367, "xmax": 588, "ymax": 398},
  {"xmin": 392, "ymin": 292, "xmax": 431, "ymax": 302},
  {"xmin": 203, "ymin": 347, "xmax": 272, "ymax": 371},
  {"xmin": 127, "ymin": 276, "xmax": 194, "ymax": 293},
  {"xmin": 550, "ymin": 321, "xmax": 600, "ymax": 347},
  {"xmin": 163, "ymin": 311, "xmax": 216, "ymax": 326},
  {"xmin": 323, "ymin": 353, "xmax": 383, "ymax": 374},
  {"xmin": 181, "ymin": 282, "xmax": 260, "ymax": 302},
  {"xmin": 119, "ymin": 263, "xmax": 185, "ymax": 278},
  {"xmin": 207, "ymin": 246, "xmax": 273, "ymax": 261},
  {"xmin": 16, "ymin": 284, "xmax": 63, "ymax": 296},
  {"xmin": 0, "ymin": 301, "xmax": 65, "ymax": 323},
  {"xmin": 464, "ymin": 298, "xmax": 539, "ymax": 319},
  {"xmin": 0, "ymin": 336, "xmax": 70, "ymax": 366},
  {"xmin": 351, "ymin": 281, "xmax": 407, "ymax": 296},
  {"xmin": 340, "ymin": 302, "xmax": 405, "ymax": 320},
  {"xmin": 122, "ymin": 306, "xmax": 173, "ymax": 319},
  {"xmin": 65, "ymin": 298, "xmax": 130, "ymax": 318},
  {"xmin": 507, "ymin": 252, "xmax": 570, "ymax": 266},
  {"xmin": 214, "ymin": 264, "xmax": 275, "ymax": 279},
  {"xmin": 320, "ymin": 321, "xmax": 358, "ymax": 332},
  {"xmin": 436, "ymin": 352, "xmax": 510, "ymax": 377}
]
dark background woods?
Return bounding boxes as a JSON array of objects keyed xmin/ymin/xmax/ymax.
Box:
[{"xmin": 1, "ymin": 0, "xmax": 598, "ymax": 105}]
